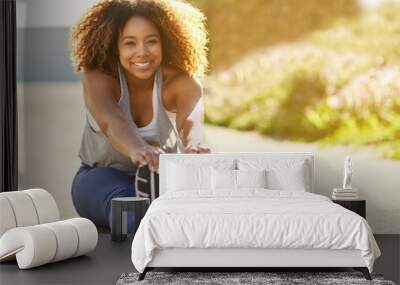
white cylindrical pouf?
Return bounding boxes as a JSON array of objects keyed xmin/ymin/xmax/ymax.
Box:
[
  {"xmin": 0, "ymin": 196, "xmax": 17, "ymax": 237},
  {"xmin": 0, "ymin": 219, "xmax": 98, "ymax": 269},
  {"xmin": 65, "ymin": 218, "xmax": 98, "ymax": 257},
  {"xmin": 0, "ymin": 188, "xmax": 98, "ymax": 269},
  {"xmin": 42, "ymin": 221, "xmax": 79, "ymax": 262},
  {"xmin": 24, "ymin": 188, "xmax": 60, "ymax": 223},
  {"xmin": 0, "ymin": 226, "xmax": 57, "ymax": 269},
  {"xmin": 0, "ymin": 192, "xmax": 39, "ymax": 227}
]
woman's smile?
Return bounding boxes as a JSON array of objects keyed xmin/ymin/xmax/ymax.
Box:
[{"xmin": 131, "ymin": 61, "xmax": 153, "ymax": 70}]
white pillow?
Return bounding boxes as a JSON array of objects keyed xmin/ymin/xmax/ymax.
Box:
[
  {"xmin": 167, "ymin": 162, "xmax": 211, "ymax": 191},
  {"xmin": 238, "ymin": 159, "xmax": 309, "ymax": 191},
  {"xmin": 211, "ymin": 169, "xmax": 268, "ymax": 190},
  {"xmin": 236, "ymin": 169, "xmax": 267, "ymax": 189},
  {"xmin": 267, "ymin": 167, "xmax": 306, "ymax": 191},
  {"xmin": 211, "ymin": 168, "xmax": 236, "ymax": 190},
  {"xmin": 165, "ymin": 158, "xmax": 236, "ymax": 193}
]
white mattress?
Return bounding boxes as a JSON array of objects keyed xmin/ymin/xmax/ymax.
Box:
[{"xmin": 131, "ymin": 190, "xmax": 380, "ymax": 273}]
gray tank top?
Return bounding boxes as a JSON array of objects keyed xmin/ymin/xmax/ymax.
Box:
[{"xmin": 78, "ymin": 65, "xmax": 185, "ymax": 173}]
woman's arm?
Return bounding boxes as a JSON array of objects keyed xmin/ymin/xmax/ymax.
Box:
[
  {"xmin": 83, "ymin": 69, "xmax": 161, "ymax": 171},
  {"xmin": 168, "ymin": 74, "xmax": 210, "ymax": 153}
]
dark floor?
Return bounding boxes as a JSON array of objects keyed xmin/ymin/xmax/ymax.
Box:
[{"xmin": 0, "ymin": 234, "xmax": 398, "ymax": 285}]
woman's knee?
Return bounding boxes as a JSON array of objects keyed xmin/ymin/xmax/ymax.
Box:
[{"xmin": 71, "ymin": 166, "xmax": 136, "ymax": 226}]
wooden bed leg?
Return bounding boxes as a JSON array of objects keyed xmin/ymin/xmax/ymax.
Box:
[
  {"xmin": 354, "ymin": 267, "xmax": 372, "ymax": 280},
  {"xmin": 138, "ymin": 268, "xmax": 148, "ymax": 281}
]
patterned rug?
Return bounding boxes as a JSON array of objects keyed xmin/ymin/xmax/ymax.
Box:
[{"xmin": 116, "ymin": 271, "xmax": 396, "ymax": 285}]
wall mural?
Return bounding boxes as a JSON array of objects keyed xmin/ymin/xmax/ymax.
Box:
[{"xmin": 15, "ymin": 0, "xmax": 400, "ymax": 233}]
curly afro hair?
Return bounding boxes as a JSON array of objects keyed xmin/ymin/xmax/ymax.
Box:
[{"xmin": 71, "ymin": 0, "xmax": 208, "ymax": 77}]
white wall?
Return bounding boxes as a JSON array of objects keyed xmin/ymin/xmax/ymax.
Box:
[
  {"xmin": 16, "ymin": 0, "xmax": 90, "ymax": 81},
  {"xmin": 18, "ymin": 83, "xmax": 85, "ymax": 218},
  {"xmin": 17, "ymin": 0, "xmax": 98, "ymax": 28}
]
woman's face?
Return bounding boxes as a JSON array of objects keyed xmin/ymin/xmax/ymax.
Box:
[{"xmin": 118, "ymin": 16, "xmax": 162, "ymax": 80}]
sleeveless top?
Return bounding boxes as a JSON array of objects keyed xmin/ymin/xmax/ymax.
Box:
[
  {"xmin": 135, "ymin": 68, "xmax": 164, "ymax": 143},
  {"xmin": 78, "ymin": 65, "xmax": 187, "ymax": 173}
]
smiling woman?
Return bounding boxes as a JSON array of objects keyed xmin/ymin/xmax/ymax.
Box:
[{"xmin": 69, "ymin": 0, "xmax": 209, "ymax": 229}]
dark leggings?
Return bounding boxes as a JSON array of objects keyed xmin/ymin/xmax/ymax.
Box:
[{"xmin": 71, "ymin": 164, "xmax": 136, "ymax": 228}]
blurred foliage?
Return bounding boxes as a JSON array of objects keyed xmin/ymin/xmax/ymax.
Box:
[
  {"xmin": 191, "ymin": 0, "xmax": 360, "ymax": 70},
  {"xmin": 202, "ymin": 3, "xmax": 400, "ymax": 159}
]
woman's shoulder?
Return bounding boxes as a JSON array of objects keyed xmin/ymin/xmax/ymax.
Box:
[
  {"xmin": 84, "ymin": 68, "xmax": 119, "ymax": 83},
  {"xmin": 83, "ymin": 68, "xmax": 121, "ymax": 102},
  {"xmin": 161, "ymin": 65, "xmax": 202, "ymax": 112},
  {"xmin": 161, "ymin": 65, "xmax": 202, "ymax": 95}
]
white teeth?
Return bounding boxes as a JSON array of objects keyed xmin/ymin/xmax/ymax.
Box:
[{"xmin": 134, "ymin": 62, "xmax": 150, "ymax": 67}]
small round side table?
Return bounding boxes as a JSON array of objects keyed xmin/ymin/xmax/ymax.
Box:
[{"xmin": 111, "ymin": 197, "xmax": 150, "ymax": 242}]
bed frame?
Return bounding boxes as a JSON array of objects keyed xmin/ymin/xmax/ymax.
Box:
[
  {"xmin": 138, "ymin": 153, "xmax": 372, "ymax": 281},
  {"xmin": 140, "ymin": 248, "xmax": 371, "ymax": 280}
]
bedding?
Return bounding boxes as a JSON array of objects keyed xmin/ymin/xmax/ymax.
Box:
[
  {"xmin": 211, "ymin": 168, "xmax": 236, "ymax": 190},
  {"xmin": 167, "ymin": 163, "xmax": 211, "ymax": 191},
  {"xmin": 236, "ymin": 169, "xmax": 267, "ymax": 189},
  {"xmin": 211, "ymin": 169, "xmax": 268, "ymax": 190},
  {"xmin": 131, "ymin": 190, "xmax": 380, "ymax": 273},
  {"xmin": 237, "ymin": 159, "xmax": 309, "ymax": 191},
  {"xmin": 166, "ymin": 160, "xmax": 235, "ymax": 192}
]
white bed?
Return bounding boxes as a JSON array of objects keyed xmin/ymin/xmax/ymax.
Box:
[{"xmin": 131, "ymin": 153, "xmax": 380, "ymax": 280}]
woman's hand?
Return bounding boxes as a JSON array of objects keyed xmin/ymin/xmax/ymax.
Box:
[
  {"xmin": 129, "ymin": 144, "xmax": 164, "ymax": 173},
  {"xmin": 184, "ymin": 143, "xmax": 211, "ymax": 154}
]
